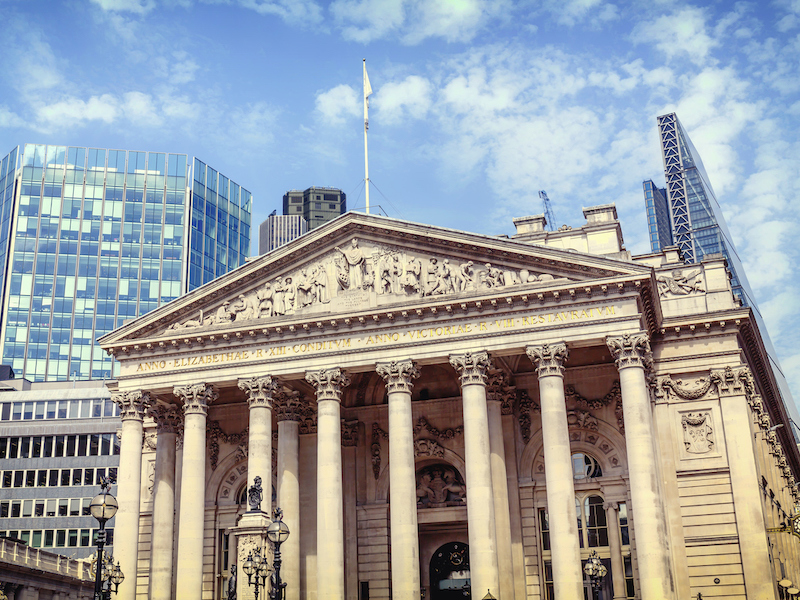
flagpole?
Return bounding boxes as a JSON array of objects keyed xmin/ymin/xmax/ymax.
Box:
[{"xmin": 363, "ymin": 58, "xmax": 370, "ymax": 215}]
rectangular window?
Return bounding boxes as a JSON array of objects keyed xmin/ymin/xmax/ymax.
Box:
[
  {"xmin": 619, "ymin": 502, "xmax": 629, "ymax": 546},
  {"xmin": 8, "ymin": 437, "xmax": 18, "ymax": 458},
  {"xmin": 57, "ymin": 401, "xmax": 67, "ymax": 419},
  {"xmin": 12, "ymin": 403, "xmax": 22, "ymax": 420},
  {"xmin": 46, "ymin": 401, "xmax": 56, "ymax": 419},
  {"xmin": 19, "ymin": 437, "xmax": 30, "ymax": 458},
  {"xmin": 66, "ymin": 435, "xmax": 76, "ymax": 456},
  {"xmin": 89, "ymin": 434, "xmax": 99, "ymax": 456},
  {"xmin": 70, "ymin": 498, "xmax": 80, "ymax": 516},
  {"xmin": 101, "ymin": 434, "xmax": 111, "ymax": 455},
  {"xmin": 23, "ymin": 402, "xmax": 33, "ymax": 419},
  {"xmin": 624, "ymin": 555, "xmax": 635, "ymax": 599},
  {"xmin": 0, "ymin": 438, "xmax": 6, "ymax": 459},
  {"xmin": 96, "ymin": 468, "xmax": 106, "ymax": 485},
  {"xmin": 104, "ymin": 399, "xmax": 115, "ymax": 417},
  {"xmin": 539, "ymin": 508, "xmax": 550, "ymax": 551},
  {"xmin": 2, "ymin": 471, "xmax": 11, "ymax": 487},
  {"xmin": 46, "ymin": 499, "xmax": 56, "ymax": 517},
  {"xmin": 544, "ymin": 560, "xmax": 554, "ymax": 600},
  {"xmin": 43, "ymin": 436, "xmax": 53, "ymax": 457},
  {"xmin": 0, "ymin": 501, "xmax": 8, "ymax": 517},
  {"xmin": 32, "ymin": 530, "xmax": 42, "ymax": 547},
  {"xmin": 34, "ymin": 500, "xmax": 44, "ymax": 517},
  {"xmin": 109, "ymin": 467, "xmax": 118, "ymax": 482},
  {"xmin": 92, "ymin": 399, "xmax": 102, "ymax": 418},
  {"xmin": 25, "ymin": 470, "xmax": 35, "ymax": 487},
  {"xmin": 56, "ymin": 529, "xmax": 66, "ymax": 547},
  {"xmin": 58, "ymin": 499, "xmax": 68, "ymax": 516},
  {"xmin": 82, "ymin": 497, "xmax": 91, "ymax": 516},
  {"xmin": 72, "ymin": 469, "xmax": 82, "ymax": 486},
  {"xmin": 78, "ymin": 435, "xmax": 87, "ymax": 456},
  {"xmin": 1, "ymin": 403, "xmax": 9, "ymax": 420},
  {"xmin": 32, "ymin": 436, "xmax": 42, "ymax": 458},
  {"xmin": 60, "ymin": 470, "xmax": 70, "ymax": 486},
  {"xmin": 105, "ymin": 528, "xmax": 114, "ymax": 546},
  {"xmin": 44, "ymin": 530, "xmax": 54, "ymax": 547},
  {"xmin": 84, "ymin": 468, "xmax": 94, "ymax": 485},
  {"xmin": 22, "ymin": 499, "xmax": 32, "ymax": 517},
  {"xmin": 81, "ymin": 529, "xmax": 91, "ymax": 547},
  {"xmin": 68, "ymin": 401, "xmax": 79, "ymax": 419},
  {"xmin": 49, "ymin": 470, "xmax": 59, "ymax": 486},
  {"xmin": 13, "ymin": 471, "xmax": 23, "ymax": 487},
  {"xmin": 55, "ymin": 435, "xmax": 65, "ymax": 457},
  {"xmin": 34, "ymin": 402, "xmax": 45, "ymax": 420},
  {"xmin": 37, "ymin": 470, "xmax": 47, "ymax": 487},
  {"xmin": 11, "ymin": 501, "xmax": 20, "ymax": 517},
  {"xmin": 80, "ymin": 401, "xmax": 90, "ymax": 418}
]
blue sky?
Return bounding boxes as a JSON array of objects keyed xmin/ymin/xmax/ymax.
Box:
[{"xmin": 1, "ymin": 0, "xmax": 799, "ymax": 397}]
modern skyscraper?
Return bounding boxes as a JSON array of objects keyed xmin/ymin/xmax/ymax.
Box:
[
  {"xmin": 282, "ymin": 186, "xmax": 345, "ymax": 230},
  {"xmin": 645, "ymin": 112, "xmax": 798, "ymax": 423},
  {"xmin": 258, "ymin": 210, "xmax": 308, "ymax": 254},
  {"xmin": 0, "ymin": 144, "xmax": 252, "ymax": 382}
]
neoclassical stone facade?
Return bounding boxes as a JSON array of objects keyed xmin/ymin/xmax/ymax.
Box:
[{"xmin": 99, "ymin": 208, "xmax": 800, "ymax": 600}]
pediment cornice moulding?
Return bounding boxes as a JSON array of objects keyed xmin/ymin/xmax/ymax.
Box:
[
  {"xmin": 100, "ymin": 213, "xmax": 651, "ymax": 347},
  {"xmin": 107, "ymin": 274, "xmax": 654, "ymax": 359}
]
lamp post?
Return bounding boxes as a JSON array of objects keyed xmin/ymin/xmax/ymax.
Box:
[
  {"xmin": 267, "ymin": 507, "xmax": 290, "ymax": 600},
  {"xmin": 242, "ymin": 548, "xmax": 270, "ymax": 600},
  {"xmin": 90, "ymin": 477, "xmax": 121, "ymax": 600},
  {"xmin": 583, "ymin": 550, "xmax": 608, "ymax": 600}
]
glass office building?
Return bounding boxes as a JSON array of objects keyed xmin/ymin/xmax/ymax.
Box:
[
  {"xmin": 642, "ymin": 180, "xmax": 671, "ymax": 253},
  {"xmin": 258, "ymin": 211, "xmax": 308, "ymax": 254},
  {"xmin": 0, "ymin": 145, "xmax": 252, "ymax": 382}
]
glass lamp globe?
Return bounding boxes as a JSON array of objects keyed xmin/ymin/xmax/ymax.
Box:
[
  {"xmin": 243, "ymin": 552, "xmax": 255, "ymax": 577},
  {"xmin": 267, "ymin": 518, "xmax": 290, "ymax": 544},
  {"xmin": 110, "ymin": 561, "xmax": 125, "ymax": 585},
  {"xmin": 89, "ymin": 490, "xmax": 118, "ymax": 523}
]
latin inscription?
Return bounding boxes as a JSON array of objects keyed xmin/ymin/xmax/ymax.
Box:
[{"xmin": 133, "ymin": 305, "xmax": 617, "ymax": 373}]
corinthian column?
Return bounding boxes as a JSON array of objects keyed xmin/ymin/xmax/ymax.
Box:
[
  {"xmin": 449, "ymin": 351, "xmax": 500, "ymax": 597},
  {"xmin": 275, "ymin": 391, "xmax": 305, "ymax": 600},
  {"xmin": 173, "ymin": 383, "xmax": 218, "ymax": 600},
  {"xmin": 525, "ymin": 343, "xmax": 582, "ymax": 600},
  {"xmin": 377, "ymin": 359, "xmax": 421, "ymax": 600},
  {"xmin": 147, "ymin": 403, "xmax": 182, "ymax": 600},
  {"xmin": 486, "ymin": 371, "xmax": 516, "ymax": 600},
  {"xmin": 305, "ymin": 368, "xmax": 351, "ymax": 600},
  {"xmin": 606, "ymin": 333, "xmax": 674, "ymax": 600},
  {"xmin": 112, "ymin": 390, "xmax": 151, "ymax": 600},
  {"xmin": 239, "ymin": 376, "xmax": 279, "ymax": 511}
]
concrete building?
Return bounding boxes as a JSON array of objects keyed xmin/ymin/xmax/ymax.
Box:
[
  {"xmin": 282, "ymin": 187, "xmax": 346, "ymax": 231},
  {"xmin": 99, "ymin": 208, "xmax": 798, "ymax": 600},
  {"xmin": 0, "ymin": 144, "xmax": 252, "ymax": 382},
  {"xmin": 259, "ymin": 211, "xmax": 308, "ymax": 255}
]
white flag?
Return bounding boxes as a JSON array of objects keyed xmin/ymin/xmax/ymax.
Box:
[{"xmin": 363, "ymin": 61, "xmax": 372, "ymax": 99}]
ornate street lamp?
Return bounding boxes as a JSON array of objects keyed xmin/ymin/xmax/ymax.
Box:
[
  {"xmin": 583, "ymin": 550, "xmax": 608, "ymax": 600},
  {"xmin": 242, "ymin": 548, "xmax": 270, "ymax": 600},
  {"xmin": 267, "ymin": 507, "xmax": 290, "ymax": 600},
  {"xmin": 89, "ymin": 477, "xmax": 120, "ymax": 600}
]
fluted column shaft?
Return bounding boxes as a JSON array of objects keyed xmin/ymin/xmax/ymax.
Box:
[
  {"xmin": 174, "ymin": 383, "xmax": 218, "ymax": 600},
  {"xmin": 377, "ymin": 360, "xmax": 421, "ymax": 600},
  {"xmin": 306, "ymin": 368, "xmax": 350, "ymax": 600},
  {"xmin": 607, "ymin": 334, "xmax": 674, "ymax": 600},
  {"xmin": 148, "ymin": 403, "xmax": 182, "ymax": 600},
  {"xmin": 605, "ymin": 502, "xmax": 626, "ymax": 600},
  {"xmin": 276, "ymin": 393, "xmax": 304, "ymax": 600},
  {"xmin": 450, "ymin": 352, "xmax": 500, "ymax": 597},
  {"xmin": 486, "ymin": 373, "xmax": 515, "ymax": 600},
  {"xmin": 526, "ymin": 343, "xmax": 583, "ymax": 600},
  {"xmin": 112, "ymin": 391, "xmax": 150, "ymax": 600},
  {"xmin": 239, "ymin": 376, "xmax": 279, "ymax": 511}
]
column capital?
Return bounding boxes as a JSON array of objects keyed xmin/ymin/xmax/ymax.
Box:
[
  {"xmin": 603, "ymin": 501, "xmax": 619, "ymax": 511},
  {"xmin": 606, "ymin": 333, "xmax": 652, "ymax": 370},
  {"xmin": 449, "ymin": 351, "xmax": 492, "ymax": 386},
  {"xmin": 486, "ymin": 369, "xmax": 515, "ymax": 414},
  {"xmin": 305, "ymin": 368, "xmax": 351, "ymax": 402},
  {"xmin": 113, "ymin": 390, "xmax": 151, "ymax": 422},
  {"xmin": 274, "ymin": 390, "xmax": 308, "ymax": 422},
  {"xmin": 173, "ymin": 383, "xmax": 218, "ymax": 416},
  {"xmin": 525, "ymin": 342, "xmax": 569, "ymax": 377},
  {"xmin": 376, "ymin": 359, "xmax": 420, "ymax": 394},
  {"xmin": 148, "ymin": 403, "xmax": 182, "ymax": 434},
  {"xmin": 238, "ymin": 376, "xmax": 279, "ymax": 408}
]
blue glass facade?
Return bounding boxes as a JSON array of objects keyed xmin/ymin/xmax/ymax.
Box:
[
  {"xmin": 0, "ymin": 145, "xmax": 251, "ymax": 382},
  {"xmin": 0, "ymin": 148, "xmax": 19, "ymax": 317},
  {"xmin": 642, "ymin": 180, "xmax": 671, "ymax": 253}
]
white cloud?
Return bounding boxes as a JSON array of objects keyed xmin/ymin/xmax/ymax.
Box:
[
  {"xmin": 315, "ymin": 84, "xmax": 360, "ymax": 126},
  {"xmin": 122, "ymin": 92, "xmax": 163, "ymax": 126},
  {"xmin": 543, "ymin": 0, "xmax": 618, "ymax": 27},
  {"xmin": 0, "ymin": 106, "xmax": 24, "ymax": 129},
  {"xmin": 375, "ymin": 76, "xmax": 433, "ymax": 124},
  {"xmin": 238, "ymin": 0, "xmax": 324, "ymax": 25},
  {"xmin": 632, "ymin": 6, "xmax": 719, "ymax": 65},
  {"xmin": 35, "ymin": 95, "xmax": 120, "ymax": 130},
  {"xmin": 89, "ymin": 0, "xmax": 157, "ymax": 14}
]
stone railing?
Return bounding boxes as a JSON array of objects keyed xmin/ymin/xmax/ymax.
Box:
[{"xmin": 0, "ymin": 537, "xmax": 93, "ymax": 581}]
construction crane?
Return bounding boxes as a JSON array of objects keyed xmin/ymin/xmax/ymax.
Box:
[{"xmin": 539, "ymin": 190, "xmax": 556, "ymax": 231}]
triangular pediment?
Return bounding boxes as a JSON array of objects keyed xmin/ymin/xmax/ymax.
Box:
[{"xmin": 99, "ymin": 213, "xmax": 651, "ymax": 348}]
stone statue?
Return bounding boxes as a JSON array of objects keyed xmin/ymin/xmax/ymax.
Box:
[
  {"xmin": 215, "ymin": 301, "xmax": 233, "ymax": 324},
  {"xmin": 228, "ymin": 562, "xmax": 237, "ymax": 600},
  {"xmin": 258, "ymin": 282, "xmax": 274, "ymax": 317},
  {"xmin": 454, "ymin": 261, "xmax": 473, "ymax": 292},
  {"xmin": 335, "ymin": 238, "xmax": 365, "ymax": 290},
  {"xmin": 248, "ymin": 476, "xmax": 263, "ymax": 511}
]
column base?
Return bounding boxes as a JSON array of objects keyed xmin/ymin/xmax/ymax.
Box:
[{"xmin": 232, "ymin": 512, "xmax": 273, "ymax": 600}]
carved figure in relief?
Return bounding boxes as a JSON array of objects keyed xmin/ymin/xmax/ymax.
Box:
[
  {"xmin": 391, "ymin": 255, "xmax": 403, "ymax": 294},
  {"xmin": 481, "ymin": 263, "xmax": 504, "ymax": 288},
  {"xmin": 284, "ymin": 277, "xmax": 296, "ymax": 314},
  {"xmin": 453, "ymin": 261, "xmax": 473, "ymax": 292},
  {"xmin": 377, "ymin": 254, "xmax": 392, "ymax": 294},
  {"xmin": 335, "ymin": 238, "xmax": 365, "ymax": 290},
  {"xmin": 273, "ymin": 277, "xmax": 287, "ymax": 315},
  {"xmin": 682, "ymin": 412, "xmax": 714, "ymax": 454},
  {"xmin": 415, "ymin": 465, "xmax": 467, "ymax": 507},
  {"xmin": 440, "ymin": 259, "xmax": 455, "ymax": 294},
  {"xmin": 416, "ymin": 472, "xmax": 435, "ymax": 504},
  {"xmin": 258, "ymin": 283, "xmax": 274, "ymax": 317},
  {"xmin": 295, "ymin": 269, "xmax": 313, "ymax": 308},
  {"xmin": 657, "ymin": 269, "xmax": 704, "ymax": 297},
  {"xmin": 403, "ymin": 256, "xmax": 421, "ymax": 293},
  {"xmin": 312, "ymin": 265, "xmax": 330, "ymax": 303},
  {"xmin": 215, "ymin": 301, "xmax": 233, "ymax": 324},
  {"xmin": 425, "ymin": 258, "xmax": 443, "ymax": 296}
]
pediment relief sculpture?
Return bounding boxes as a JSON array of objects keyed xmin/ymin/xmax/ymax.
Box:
[
  {"xmin": 167, "ymin": 237, "xmax": 576, "ymax": 332},
  {"xmin": 657, "ymin": 269, "xmax": 704, "ymax": 298},
  {"xmin": 415, "ymin": 464, "xmax": 466, "ymax": 508}
]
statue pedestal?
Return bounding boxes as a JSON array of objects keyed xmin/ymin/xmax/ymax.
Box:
[{"xmin": 232, "ymin": 511, "xmax": 273, "ymax": 600}]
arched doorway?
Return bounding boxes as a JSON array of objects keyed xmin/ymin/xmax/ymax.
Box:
[{"xmin": 430, "ymin": 542, "xmax": 471, "ymax": 600}]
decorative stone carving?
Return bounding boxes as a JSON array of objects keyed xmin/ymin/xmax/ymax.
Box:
[
  {"xmin": 415, "ymin": 464, "xmax": 466, "ymax": 507},
  {"xmin": 657, "ymin": 375, "xmax": 715, "ymax": 401},
  {"xmin": 238, "ymin": 376, "xmax": 279, "ymax": 408},
  {"xmin": 143, "ymin": 431, "xmax": 157, "ymax": 451},
  {"xmin": 567, "ymin": 409, "xmax": 598, "ymax": 431},
  {"xmin": 681, "ymin": 412, "xmax": 714, "ymax": 454},
  {"xmin": 371, "ymin": 423, "xmax": 388, "ymax": 480},
  {"xmin": 148, "ymin": 402, "xmax": 182, "ymax": 434},
  {"xmin": 146, "ymin": 459, "xmax": 155, "ymax": 498},
  {"xmin": 526, "ymin": 342, "xmax": 569, "ymax": 377},
  {"xmin": 449, "ymin": 351, "xmax": 492, "ymax": 385},
  {"xmin": 248, "ymin": 476, "xmax": 264, "ymax": 511},
  {"xmin": 113, "ymin": 390, "xmax": 151, "ymax": 421},
  {"xmin": 487, "ymin": 369, "xmax": 516, "ymax": 414},
  {"xmin": 273, "ymin": 390, "xmax": 308, "ymax": 422},
  {"xmin": 657, "ymin": 269, "xmax": 704, "ymax": 297},
  {"xmin": 414, "ymin": 438, "xmax": 445, "ymax": 458},
  {"xmin": 413, "ymin": 417, "xmax": 463, "ymax": 440},
  {"xmin": 173, "ymin": 383, "xmax": 218, "ymax": 416},
  {"xmin": 517, "ymin": 390, "xmax": 535, "ymax": 443},
  {"xmin": 298, "ymin": 401, "xmax": 318, "ymax": 435},
  {"xmin": 305, "ymin": 368, "xmax": 351, "ymax": 402},
  {"xmin": 376, "ymin": 359, "xmax": 420, "ymax": 394},
  {"xmin": 606, "ymin": 333, "xmax": 652, "ymax": 370},
  {"xmin": 341, "ymin": 420, "xmax": 359, "ymax": 447},
  {"xmin": 208, "ymin": 421, "xmax": 248, "ymax": 470}
]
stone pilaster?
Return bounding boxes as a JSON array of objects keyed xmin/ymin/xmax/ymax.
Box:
[
  {"xmin": 112, "ymin": 390, "xmax": 151, "ymax": 600},
  {"xmin": 606, "ymin": 333, "xmax": 674, "ymax": 600},
  {"xmin": 306, "ymin": 368, "xmax": 351, "ymax": 600},
  {"xmin": 239, "ymin": 376, "xmax": 279, "ymax": 511},
  {"xmin": 449, "ymin": 351, "xmax": 500, "ymax": 598},
  {"xmin": 605, "ymin": 502, "xmax": 626, "ymax": 600},
  {"xmin": 173, "ymin": 383, "xmax": 218, "ymax": 600},
  {"xmin": 147, "ymin": 402, "xmax": 182, "ymax": 600},
  {"xmin": 526, "ymin": 343, "xmax": 583, "ymax": 600},
  {"xmin": 377, "ymin": 360, "xmax": 421, "ymax": 600}
]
